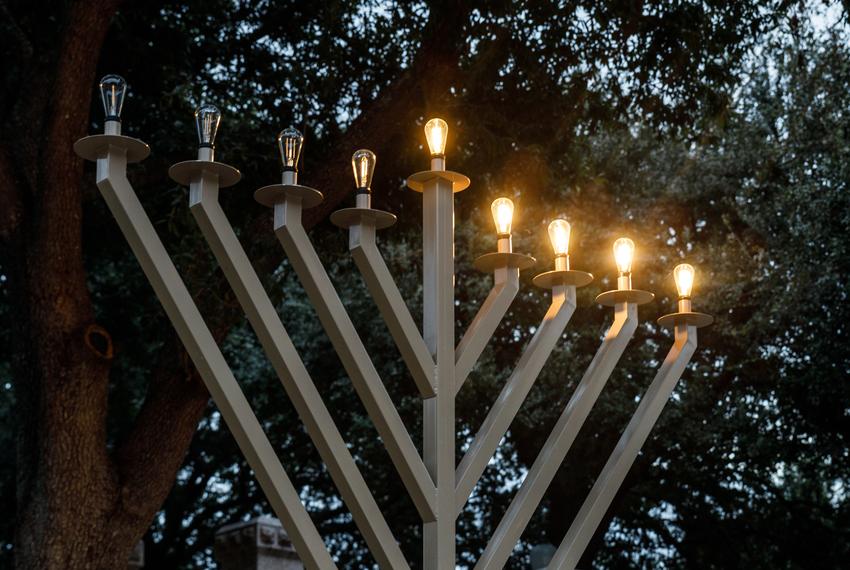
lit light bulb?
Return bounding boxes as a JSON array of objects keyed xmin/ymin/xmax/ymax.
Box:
[
  {"xmin": 352, "ymin": 149, "xmax": 376, "ymax": 191},
  {"xmin": 491, "ymin": 198, "xmax": 514, "ymax": 235},
  {"xmin": 277, "ymin": 127, "xmax": 304, "ymax": 171},
  {"xmin": 548, "ymin": 219, "xmax": 571, "ymax": 257},
  {"xmin": 613, "ymin": 237, "xmax": 635, "ymax": 275},
  {"xmin": 99, "ymin": 74, "xmax": 126, "ymax": 120},
  {"xmin": 424, "ymin": 118, "xmax": 448, "ymax": 156},
  {"xmin": 195, "ymin": 105, "xmax": 221, "ymax": 148},
  {"xmin": 674, "ymin": 263, "xmax": 695, "ymax": 298}
]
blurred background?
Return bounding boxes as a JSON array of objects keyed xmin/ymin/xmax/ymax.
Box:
[{"xmin": 1, "ymin": 1, "xmax": 849, "ymax": 568}]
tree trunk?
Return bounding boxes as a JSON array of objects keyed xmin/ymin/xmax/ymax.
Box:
[{"xmin": 1, "ymin": 2, "xmax": 210, "ymax": 569}]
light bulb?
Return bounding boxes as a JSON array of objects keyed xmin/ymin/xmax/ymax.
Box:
[
  {"xmin": 99, "ymin": 74, "xmax": 126, "ymax": 120},
  {"xmin": 674, "ymin": 263, "xmax": 695, "ymax": 298},
  {"xmin": 195, "ymin": 105, "xmax": 221, "ymax": 148},
  {"xmin": 424, "ymin": 118, "xmax": 448, "ymax": 156},
  {"xmin": 548, "ymin": 219, "xmax": 571, "ymax": 256},
  {"xmin": 352, "ymin": 149, "xmax": 376, "ymax": 190},
  {"xmin": 491, "ymin": 198, "xmax": 514, "ymax": 235},
  {"xmin": 277, "ymin": 127, "xmax": 304, "ymax": 171},
  {"xmin": 613, "ymin": 237, "xmax": 635, "ymax": 275}
]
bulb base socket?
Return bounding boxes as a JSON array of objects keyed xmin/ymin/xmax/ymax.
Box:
[
  {"xmin": 196, "ymin": 146, "xmax": 215, "ymax": 162},
  {"xmin": 554, "ymin": 254, "xmax": 569, "ymax": 271},
  {"xmin": 677, "ymin": 297, "xmax": 692, "ymax": 313},
  {"xmin": 617, "ymin": 273, "xmax": 632, "ymax": 290},
  {"xmin": 355, "ymin": 193, "xmax": 371, "ymax": 209},
  {"xmin": 496, "ymin": 235, "xmax": 512, "ymax": 253},
  {"xmin": 104, "ymin": 119, "xmax": 121, "ymax": 136},
  {"xmin": 355, "ymin": 187, "xmax": 372, "ymax": 196}
]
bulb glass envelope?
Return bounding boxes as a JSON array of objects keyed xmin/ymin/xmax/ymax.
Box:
[
  {"xmin": 424, "ymin": 118, "xmax": 448, "ymax": 155},
  {"xmin": 491, "ymin": 198, "xmax": 514, "ymax": 235}
]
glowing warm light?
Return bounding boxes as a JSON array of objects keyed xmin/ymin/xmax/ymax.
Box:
[
  {"xmin": 548, "ymin": 219, "xmax": 571, "ymax": 256},
  {"xmin": 674, "ymin": 263, "xmax": 695, "ymax": 298},
  {"xmin": 491, "ymin": 198, "xmax": 514, "ymax": 235},
  {"xmin": 613, "ymin": 238, "xmax": 635, "ymax": 274},
  {"xmin": 352, "ymin": 149, "xmax": 376, "ymax": 190},
  {"xmin": 424, "ymin": 118, "xmax": 448, "ymax": 156}
]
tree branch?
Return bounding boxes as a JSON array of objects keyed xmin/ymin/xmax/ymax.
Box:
[{"xmin": 112, "ymin": 339, "xmax": 209, "ymax": 528}]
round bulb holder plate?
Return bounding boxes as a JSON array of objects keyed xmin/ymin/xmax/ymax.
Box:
[
  {"xmin": 254, "ymin": 184, "xmax": 324, "ymax": 209},
  {"xmin": 406, "ymin": 170, "xmax": 470, "ymax": 193},
  {"xmin": 473, "ymin": 252, "xmax": 536, "ymax": 273},
  {"xmin": 74, "ymin": 134, "xmax": 150, "ymax": 163},
  {"xmin": 596, "ymin": 289, "xmax": 655, "ymax": 306},
  {"xmin": 657, "ymin": 311, "xmax": 714, "ymax": 329},
  {"xmin": 330, "ymin": 208, "xmax": 397, "ymax": 230},
  {"xmin": 532, "ymin": 270, "xmax": 594, "ymax": 289},
  {"xmin": 169, "ymin": 160, "xmax": 241, "ymax": 188}
]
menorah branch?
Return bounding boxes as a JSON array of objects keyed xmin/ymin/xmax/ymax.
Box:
[
  {"xmin": 348, "ymin": 221, "xmax": 436, "ymax": 398},
  {"xmin": 548, "ymin": 323, "xmax": 699, "ymax": 570},
  {"xmin": 456, "ymin": 284, "xmax": 578, "ymax": 514},
  {"xmin": 183, "ymin": 168, "xmax": 409, "ymax": 569},
  {"xmin": 475, "ymin": 301, "xmax": 639, "ymax": 570},
  {"xmin": 455, "ymin": 267, "xmax": 520, "ymax": 393},
  {"xmin": 78, "ymin": 141, "xmax": 336, "ymax": 570},
  {"xmin": 274, "ymin": 196, "xmax": 437, "ymax": 522}
]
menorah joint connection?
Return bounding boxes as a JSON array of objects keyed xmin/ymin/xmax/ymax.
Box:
[{"xmin": 74, "ymin": 76, "xmax": 713, "ymax": 570}]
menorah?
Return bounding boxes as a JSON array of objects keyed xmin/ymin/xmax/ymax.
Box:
[{"xmin": 74, "ymin": 75, "xmax": 713, "ymax": 570}]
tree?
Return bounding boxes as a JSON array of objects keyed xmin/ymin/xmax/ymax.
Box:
[{"xmin": 0, "ymin": 1, "xmax": 811, "ymax": 568}]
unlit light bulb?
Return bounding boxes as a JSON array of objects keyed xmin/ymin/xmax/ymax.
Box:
[
  {"xmin": 548, "ymin": 219, "xmax": 571, "ymax": 256},
  {"xmin": 99, "ymin": 74, "xmax": 126, "ymax": 120},
  {"xmin": 424, "ymin": 118, "xmax": 448, "ymax": 156},
  {"xmin": 491, "ymin": 198, "xmax": 514, "ymax": 235},
  {"xmin": 352, "ymin": 149, "xmax": 376, "ymax": 190},
  {"xmin": 613, "ymin": 237, "xmax": 635, "ymax": 275},
  {"xmin": 195, "ymin": 105, "xmax": 221, "ymax": 148},
  {"xmin": 278, "ymin": 127, "xmax": 304, "ymax": 171},
  {"xmin": 674, "ymin": 263, "xmax": 695, "ymax": 298}
]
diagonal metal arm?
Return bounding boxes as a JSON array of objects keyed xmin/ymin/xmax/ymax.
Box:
[
  {"xmin": 475, "ymin": 301, "xmax": 639, "ymax": 570},
  {"xmin": 188, "ymin": 174, "xmax": 409, "ymax": 569},
  {"xmin": 455, "ymin": 267, "xmax": 520, "ymax": 394},
  {"xmin": 274, "ymin": 197, "xmax": 437, "ymax": 522},
  {"xmin": 349, "ymin": 222, "xmax": 436, "ymax": 398},
  {"xmin": 548, "ymin": 323, "xmax": 698, "ymax": 570},
  {"xmin": 456, "ymin": 284, "xmax": 577, "ymax": 514},
  {"xmin": 93, "ymin": 148, "xmax": 336, "ymax": 570}
]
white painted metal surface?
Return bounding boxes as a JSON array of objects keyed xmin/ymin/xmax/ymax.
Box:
[
  {"xmin": 274, "ymin": 197, "xmax": 438, "ymax": 524},
  {"xmin": 79, "ymin": 142, "xmax": 336, "ymax": 570},
  {"xmin": 548, "ymin": 323, "xmax": 698, "ymax": 569},
  {"xmin": 475, "ymin": 301, "xmax": 638, "ymax": 569},
  {"xmin": 455, "ymin": 267, "xmax": 520, "ymax": 392},
  {"xmin": 456, "ymin": 284, "xmax": 578, "ymax": 514},
  {"xmin": 420, "ymin": 174, "xmax": 457, "ymax": 570},
  {"xmin": 186, "ymin": 170, "xmax": 408, "ymax": 569},
  {"xmin": 76, "ymin": 83, "xmax": 710, "ymax": 569}
]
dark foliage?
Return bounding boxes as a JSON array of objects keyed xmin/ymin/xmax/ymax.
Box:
[{"xmin": 1, "ymin": 1, "xmax": 848, "ymax": 569}]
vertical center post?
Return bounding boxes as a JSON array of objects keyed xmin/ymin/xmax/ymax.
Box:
[{"xmin": 422, "ymin": 174, "xmax": 455, "ymax": 569}]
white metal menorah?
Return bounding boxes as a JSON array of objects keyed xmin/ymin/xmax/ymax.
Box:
[{"xmin": 74, "ymin": 75, "xmax": 713, "ymax": 570}]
